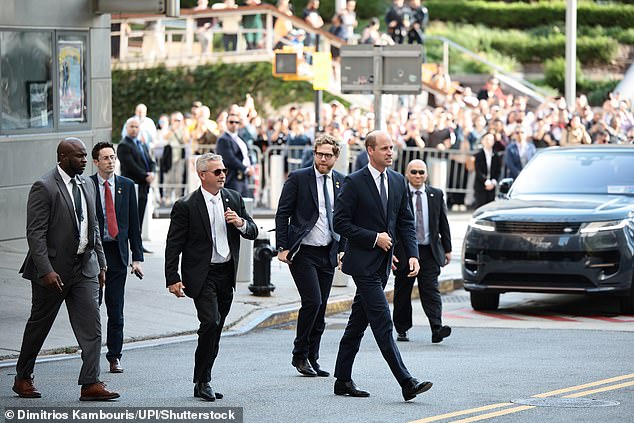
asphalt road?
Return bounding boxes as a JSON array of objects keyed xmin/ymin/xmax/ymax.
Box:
[{"xmin": 2, "ymin": 304, "xmax": 633, "ymax": 423}]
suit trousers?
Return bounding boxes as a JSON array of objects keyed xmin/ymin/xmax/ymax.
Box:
[
  {"xmin": 100, "ymin": 241, "xmax": 128, "ymax": 361},
  {"xmin": 137, "ymin": 182, "xmax": 149, "ymax": 229},
  {"xmin": 16, "ymin": 260, "xmax": 101, "ymax": 385},
  {"xmin": 393, "ymin": 245, "xmax": 443, "ymax": 334},
  {"xmin": 289, "ymin": 245, "xmax": 335, "ymax": 362},
  {"xmin": 334, "ymin": 260, "xmax": 412, "ymax": 386},
  {"xmin": 192, "ymin": 261, "xmax": 234, "ymax": 383}
]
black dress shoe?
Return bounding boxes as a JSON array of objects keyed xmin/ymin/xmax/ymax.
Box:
[
  {"xmin": 397, "ymin": 331, "xmax": 409, "ymax": 342},
  {"xmin": 334, "ymin": 379, "xmax": 370, "ymax": 397},
  {"xmin": 402, "ymin": 378, "xmax": 433, "ymax": 401},
  {"xmin": 309, "ymin": 360, "xmax": 330, "ymax": 377},
  {"xmin": 432, "ymin": 326, "xmax": 452, "ymax": 343},
  {"xmin": 193, "ymin": 383, "xmax": 216, "ymax": 401},
  {"xmin": 291, "ymin": 358, "xmax": 317, "ymax": 377}
]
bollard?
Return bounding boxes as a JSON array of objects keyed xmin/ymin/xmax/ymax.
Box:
[
  {"xmin": 236, "ymin": 198, "xmax": 254, "ymax": 284},
  {"xmin": 249, "ymin": 228, "xmax": 276, "ymax": 296}
]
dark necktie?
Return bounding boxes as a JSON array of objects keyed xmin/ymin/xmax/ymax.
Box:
[
  {"xmin": 104, "ymin": 181, "xmax": 119, "ymax": 239},
  {"xmin": 379, "ymin": 172, "xmax": 388, "ymax": 216},
  {"xmin": 415, "ymin": 190, "xmax": 425, "ymax": 244},
  {"xmin": 135, "ymin": 139, "xmax": 150, "ymax": 172},
  {"xmin": 70, "ymin": 179, "xmax": 83, "ymax": 226},
  {"xmin": 323, "ymin": 175, "xmax": 340, "ymax": 242}
]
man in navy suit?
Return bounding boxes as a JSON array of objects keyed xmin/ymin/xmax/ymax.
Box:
[
  {"xmin": 393, "ymin": 159, "xmax": 452, "ymax": 344},
  {"xmin": 91, "ymin": 142, "xmax": 144, "ymax": 374},
  {"xmin": 215, "ymin": 113, "xmax": 255, "ymax": 198},
  {"xmin": 117, "ymin": 118, "xmax": 156, "ymax": 252},
  {"xmin": 332, "ymin": 130, "xmax": 433, "ymax": 401},
  {"xmin": 275, "ymin": 134, "xmax": 346, "ymax": 378},
  {"xmin": 165, "ymin": 153, "xmax": 258, "ymax": 401}
]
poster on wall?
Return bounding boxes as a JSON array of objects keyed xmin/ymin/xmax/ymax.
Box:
[
  {"xmin": 58, "ymin": 39, "xmax": 85, "ymax": 123},
  {"xmin": 28, "ymin": 81, "xmax": 49, "ymax": 128}
]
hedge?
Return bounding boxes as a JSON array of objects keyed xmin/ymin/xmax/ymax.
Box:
[
  {"xmin": 426, "ymin": 0, "xmax": 634, "ymax": 29},
  {"xmin": 111, "ymin": 62, "xmax": 342, "ymax": 142}
]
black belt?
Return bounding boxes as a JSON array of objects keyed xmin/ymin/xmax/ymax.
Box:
[
  {"xmin": 301, "ymin": 243, "xmax": 331, "ymax": 251},
  {"xmin": 209, "ymin": 260, "xmax": 232, "ymax": 269}
]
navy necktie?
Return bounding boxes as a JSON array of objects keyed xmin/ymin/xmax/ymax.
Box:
[
  {"xmin": 379, "ymin": 172, "xmax": 388, "ymax": 216},
  {"xmin": 135, "ymin": 139, "xmax": 150, "ymax": 171}
]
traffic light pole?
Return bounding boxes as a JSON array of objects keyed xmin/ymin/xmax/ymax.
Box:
[
  {"xmin": 315, "ymin": 34, "xmax": 322, "ymax": 133},
  {"xmin": 373, "ymin": 46, "xmax": 383, "ymax": 130}
]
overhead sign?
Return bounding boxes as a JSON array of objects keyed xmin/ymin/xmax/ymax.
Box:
[{"xmin": 312, "ymin": 52, "xmax": 332, "ymax": 91}]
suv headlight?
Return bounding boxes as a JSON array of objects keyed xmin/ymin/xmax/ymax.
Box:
[
  {"xmin": 580, "ymin": 219, "xmax": 629, "ymax": 234},
  {"xmin": 469, "ymin": 218, "xmax": 495, "ymax": 232}
]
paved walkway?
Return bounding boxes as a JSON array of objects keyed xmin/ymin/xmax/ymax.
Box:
[{"xmin": 0, "ymin": 211, "xmax": 469, "ymax": 365}]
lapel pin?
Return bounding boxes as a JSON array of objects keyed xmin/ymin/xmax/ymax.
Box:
[
  {"xmin": 117, "ymin": 188, "xmax": 122, "ymax": 194},
  {"xmin": 335, "ymin": 181, "xmax": 340, "ymax": 189}
]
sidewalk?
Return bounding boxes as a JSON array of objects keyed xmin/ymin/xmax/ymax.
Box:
[{"xmin": 0, "ymin": 210, "xmax": 469, "ymax": 366}]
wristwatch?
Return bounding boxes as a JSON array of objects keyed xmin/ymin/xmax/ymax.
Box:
[
  {"xmin": 100, "ymin": 266, "xmax": 108, "ymax": 272},
  {"xmin": 277, "ymin": 247, "xmax": 286, "ymax": 253}
]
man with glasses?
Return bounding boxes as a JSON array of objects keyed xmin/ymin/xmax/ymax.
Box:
[
  {"xmin": 165, "ymin": 153, "xmax": 257, "ymax": 401},
  {"xmin": 393, "ymin": 159, "xmax": 452, "ymax": 344},
  {"xmin": 90, "ymin": 142, "xmax": 144, "ymax": 374},
  {"xmin": 215, "ymin": 113, "xmax": 255, "ymax": 197},
  {"xmin": 275, "ymin": 134, "xmax": 346, "ymax": 378}
]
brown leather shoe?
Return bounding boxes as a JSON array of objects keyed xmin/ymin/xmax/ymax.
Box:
[
  {"xmin": 12, "ymin": 376, "xmax": 42, "ymax": 398},
  {"xmin": 80, "ymin": 382, "xmax": 120, "ymax": 401},
  {"xmin": 109, "ymin": 358, "xmax": 123, "ymax": 373}
]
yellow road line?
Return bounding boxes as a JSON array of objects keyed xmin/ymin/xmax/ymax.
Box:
[
  {"xmin": 448, "ymin": 406, "xmax": 536, "ymax": 423},
  {"xmin": 532, "ymin": 373, "xmax": 634, "ymax": 398},
  {"xmin": 564, "ymin": 380, "xmax": 634, "ymax": 398},
  {"xmin": 408, "ymin": 403, "xmax": 513, "ymax": 423}
]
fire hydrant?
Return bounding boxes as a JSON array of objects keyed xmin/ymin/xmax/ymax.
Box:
[{"xmin": 249, "ymin": 229, "xmax": 276, "ymax": 296}]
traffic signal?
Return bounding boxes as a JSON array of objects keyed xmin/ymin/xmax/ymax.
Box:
[{"xmin": 273, "ymin": 51, "xmax": 298, "ymax": 77}]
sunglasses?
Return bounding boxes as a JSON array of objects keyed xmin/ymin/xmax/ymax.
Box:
[
  {"xmin": 410, "ymin": 169, "xmax": 425, "ymax": 175},
  {"xmin": 204, "ymin": 168, "xmax": 228, "ymax": 176},
  {"xmin": 314, "ymin": 152, "xmax": 334, "ymax": 160},
  {"xmin": 228, "ymin": 120, "xmax": 240, "ymax": 124}
]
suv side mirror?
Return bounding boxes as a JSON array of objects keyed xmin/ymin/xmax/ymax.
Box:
[{"xmin": 498, "ymin": 178, "xmax": 514, "ymax": 195}]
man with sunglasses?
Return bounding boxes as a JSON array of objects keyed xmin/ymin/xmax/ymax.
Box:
[
  {"xmin": 275, "ymin": 134, "xmax": 346, "ymax": 378},
  {"xmin": 393, "ymin": 159, "xmax": 452, "ymax": 344},
  {"xmin": 165, "ymin": 153, "xmax": 258, "ymax": 401},
  {"xmin": 215, "ymin": 113, "xmax": 255, "ymax": 197}
]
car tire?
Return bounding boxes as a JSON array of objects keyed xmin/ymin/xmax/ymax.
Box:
[
  {"xmin": 620, "ymin": 285, "xmax": 634, "ymax": 314},
  {"xmin": 470, "ymin": 292, "xmax": 500, "ymax": 311}
]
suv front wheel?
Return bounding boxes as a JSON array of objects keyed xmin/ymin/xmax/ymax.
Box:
[{"xmin": 470, "ymin": 291, "xmax": 500, "ymax": 311}]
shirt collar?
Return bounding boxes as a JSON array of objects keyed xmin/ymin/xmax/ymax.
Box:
[
  {"xmin": 201, "ymin": 187, "xmax": 222, "ymax": 203},
  {"xmin": 97, "ymin": 173, "xmax": 116, "ymax": 187},
  {"xmin": 367, "ymin": 163, "xmax": 384, "ymax": 180},
  {"xmin": 409, "ymin": 183, "xmax": 425, "ymax": 194},
  {"xmin": 57, "ymin": 165, "xmax": 76, "ymax": 185},
  {"xmin": 313, "ymin": 166, "xmax": 332, "ymax": 180}
]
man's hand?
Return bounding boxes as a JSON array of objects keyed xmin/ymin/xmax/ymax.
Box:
[
  {"xmin": 224, "ymin": 207, "xmax": 245, "ymax": 227},
  {"xmin": 131, "ymin": 261, "xmax": 144, "ymax": 279},
  {"xmin": 277, "ymin": 250, "xmax": 291, "ymax": 264},
  {"xmin": 98, "ymin": 269, "xmax": 106, "ymax": 288},
  {"xmin": 168, "ymin": 281, "xmax": 186, "ymax": 298},
  {"xmin": 407, "ymin": 257, "xmax": 420, "ymax": 277},
  {"xmin": 376, "ymin": 232, "xmax": 393, "ymax": 252},
  {"xmin": 444, "ymin": 252, "xmax": 452, "ymax": 266},
  {"xmin": 337, "ymin": 252, "xmax": 344, "ymax": 270},
  {"xmin": 41, "ymin": 271, "xmax": 64, "ymax": 293},
  {"xmin": 391, "ymin": 255, "xmax": 399, "ymax": 271},
  {"xmin": 145, "ymin": 173, "xmax": 155, "ymax": 184},
  {"xmin": 245, "ymin": 166, "xmax": 255, "ymax": 177}
]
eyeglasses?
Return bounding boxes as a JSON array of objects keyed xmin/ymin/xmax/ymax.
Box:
[
  {"xmin": 410, "ymin": 169, "xmax": 425, "ymax": 175},
  {"xmin": 314, "ymin": 152, "xmax": 334, "ymax": 160},
  {"xmin": 228, "ymin": 120, "xmax": 240, "ymax": 124},
  {"xmin": 203, "ymin": 168, "xmax": 228, "ymax": 176},
  {"xmin": 100, "ymin": 155, "xmax": 117, "ymax": 162}
]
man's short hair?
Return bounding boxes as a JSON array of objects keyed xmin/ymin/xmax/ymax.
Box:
[
  {"xmin": 196, "ymin": 153, "xmax": 223, "ymax": 173},
  {"xmin": 365, "ymin": 130, "xmax": 381, "ymax": 150},
  {"xmin": 92, "ymin": 142, "xmax": 116, "ymax": 160},
  {"xmin": 314, "ymin": 134, "xmax": 341, "ymax": 157}
]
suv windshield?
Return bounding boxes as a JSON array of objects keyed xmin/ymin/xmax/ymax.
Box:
[{"xmin": 510, "ymin": 150, "xmax": 634, "ymax": 196}]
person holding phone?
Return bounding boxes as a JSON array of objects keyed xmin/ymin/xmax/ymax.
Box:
[{"xmin": 91, "ymin": 142, "xmax": 144, "ymax": 374}]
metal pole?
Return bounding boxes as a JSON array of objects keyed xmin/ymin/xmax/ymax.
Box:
[
  {"xmin": 443, "ymin": 41, "xmax": 449, "ymax": 74},
  {"xmin": 373, "ymin": 45, "xmax": 383, "ymax": 130},
  {"xmin": 315, "ymin": 34, "xmax": 322, "ymax": 132},
  {"xmin": 565, "ymin": 0, "xmax": 577, "ymax": 108}
]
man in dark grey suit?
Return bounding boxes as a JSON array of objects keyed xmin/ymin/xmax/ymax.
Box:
[
  {"xmin": 14, "ymin": 138, "xmax": 119, "ymax": 401},
  {"xmin": 275, "ymin": 134, "xmax": 346, "ymax": 378},
  {"xmin": 393, "ymin": 159, "xmax": 452, "ymax": 343},
  {"xmin": 165, "ymin": 153, "xmax": 258, "ymax": 401},
  {"xmin": 332, "ymin": 130, "xmax": 433, "ymax": 401}
]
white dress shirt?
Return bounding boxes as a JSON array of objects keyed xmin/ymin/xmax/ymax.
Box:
[
  {"xmin": 302, "ymin": 167, "xmax": 334, "ymax": 247},
  {"xmin": 57, "ymin": 165, "xmax": 88, "ymax": 254},
  {"xmin": 367, "ymin": 163, "xmax": 389, "ymax": 200}
]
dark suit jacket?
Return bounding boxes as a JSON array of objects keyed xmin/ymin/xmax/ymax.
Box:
[
  {"xmin": 473, "ymin": 149, "xmax": 503, "ymax": 208},
  {"xmin": 20, "ymin": 168, "xmax": 106, "ymax": 284},
  {"xmin": 90, "ymin": 174, "xmax": 144, "ymax": 268},
  {"xmin": 275, "ymin": 167, "xmax": 346, "ymax": 268},
  {"xmin": 334, "ymin": 167, "xmax": 418, "ymax": 278},
  {"xmin": 215, "ymin": 132, "xmax": 248, "ymax": 190},
  {"xmin": 164, "ymin": 187, "xmax": 258, "ymax": 298},
  {"xmin": 117, "ymin": 136, "xmax": 156, "ymax": 188},
  {"xmin": 394, "ymin": 184, "xmax": 452, "ymax": 270}
]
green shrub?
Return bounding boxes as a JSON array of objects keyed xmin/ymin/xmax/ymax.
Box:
[{"xmin": 543, "ymin": 57, "xmax": 584, "ymax": 93}]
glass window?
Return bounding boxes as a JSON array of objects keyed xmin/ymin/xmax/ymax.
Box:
[
  {"xmin": 0, "ymin": 31, "xmax": 53, "ymax": 130},
  {"xmin": 58, "ymin": 33, "xmax": 87, "ymax": 125}
]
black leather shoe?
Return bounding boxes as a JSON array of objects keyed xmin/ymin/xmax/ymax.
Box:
[
  {"xmin": 193, "ymin": 383, "xmax": 216, "ymax": 401},
  {"xmin": 309, "ymin": 360, "xmax": 330, "ymax": 377},
  {"xmin": 402, "ymin": 378, "xmax": 433, "ymax": 401},
  {"xmin": 292, "ymin": 358, "xmax": 317, "ymax": 377},
  {"xmin": 334, "ymin": 379, "xmax": 370, "ymax": 397},
  {"xmin": 397, "ymin": 331, "xmax": 409, "ymax": 342},
  {"xmin": 432, "ymin": 326, "xmax": 452, "ymax": 343}
]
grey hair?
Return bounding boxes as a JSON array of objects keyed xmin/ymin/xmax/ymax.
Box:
[
  {"xmin": 196, "ymin": 153, "xmax": 223, "ymax": 172},
  {"xmin": 125, "ymin": 116, "xmax": 140, "ymax": 128}
]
